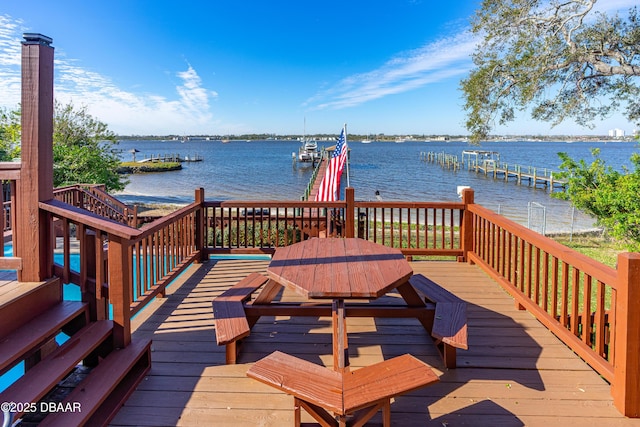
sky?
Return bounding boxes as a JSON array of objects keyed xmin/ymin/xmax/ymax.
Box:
[{"xmin": 0, "ymin": 0, "xmax": 637, "ymax": 137}]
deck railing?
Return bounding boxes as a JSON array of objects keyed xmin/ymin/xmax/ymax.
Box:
[
  {"xmin": 0, "ymin": 162, "xmax": 20, "ymax": 271},
  {"xmin": 466, "ymin": 202, "xmax": 640, "ymax": 416},
  {"xmin": 53, "ymin": 184, "xmax": 138, "ymax": 227},
  {"xmin": 39, "ymin": 193, "xmax": 203, "ymax": 347},
  {"xmin": 27, "ymin": 186, "xmax": 640, "ymax": 416},
  {"xmin": 203, "ymin": 188, "xmax": 469, "ymax": 258}
]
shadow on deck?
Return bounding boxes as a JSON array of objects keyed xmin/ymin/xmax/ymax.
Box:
[{"xmin": 110, "ymin": 260, "xmax": 640, "ymax": 427}]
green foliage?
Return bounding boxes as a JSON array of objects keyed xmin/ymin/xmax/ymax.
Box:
[
  {"xmin": 555, "ymin": 148, "xmax": 640, "ymax": 251},
  {"xmin": 118, "ymin": 161, "xmax": 181, "ymax": 173},
  {"xmin": 0, "ymin": 107, "xmax": 22, "ymax": 161},
  {"xmin": 53, "ymin": 102, "xmax": 127, "ymax": 191},
  {"xmin": 462, "ymin": 1, "xmax": 640, "ymax": 142}
]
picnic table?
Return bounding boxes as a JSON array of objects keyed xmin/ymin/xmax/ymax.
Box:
[
  {"xmin": 265, "ymin": 237, "xmax": 419, "ymax": 372},
  {"xmin": 214, "ymin": 238, "xmax": 468, "ymax": 425},
  {"xmin": 214, "ymin": 237, "xmax": 467, "ymax": 368}
]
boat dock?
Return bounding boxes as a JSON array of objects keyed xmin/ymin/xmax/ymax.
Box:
[
  {"xmin": 301, "ymin": 157, "xmax": 328, "ymax": 201},
  {"xmin": 140, "ymin": 153, "xmax": 204, "ymax": 163},
  {"xmin": 421, "ymin": 151, "xmax": 567, "ymax": 193}
]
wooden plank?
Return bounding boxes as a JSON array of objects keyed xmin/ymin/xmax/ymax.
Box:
[
  {"xmin": 215, "ymin": 272, "xmax": 268, "ymax": 301},
  {"xmin": 213, "ymin": 300, "xmax": 250, "ymax": 345},
  {"xmin": 0, "ymin": 300, "xmax": 87, "ymax": 374},
  {"xmin": 246, "ymin": 350, "xmax": 343, "ymax": 414},
  {"xmin": 0, "ymin": 321, "xmax": 113, "ymax": 417},
  {"xmin": 38, "ymin": 338, "xmax": 151, "ymax": 427},
  {"xmin": 108, "ymin": 259, "xmax": 640, "ymax": 426},
  {"xmin": 344, "ymin": 354, "xmax": 439, "ymax": 412}
]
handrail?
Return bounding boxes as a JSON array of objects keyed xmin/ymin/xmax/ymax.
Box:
[
  {"xmin": 466, "ymin": 201, "xmax": 619, "ymax": 385},
  {"xmin": 39, "ymin": 196, "xmax": 204, "ymax": 345},
  {"xmin": 53, "ymin": 184, "xmax": 137, "ymax": 226},
  {"xmin": 31, "ymin": 187, "xmax": 640, "ymax": 417},
  {"xmin": 468, "ymin": 203, "xmax": 617, "ymax": 285}
]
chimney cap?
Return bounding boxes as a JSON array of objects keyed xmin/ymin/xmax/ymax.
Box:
[{"xmin": 22, "ymin": 33, "xmax": 53, "ymax": 46}]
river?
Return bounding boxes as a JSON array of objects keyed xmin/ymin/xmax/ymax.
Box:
[{"xmin": 114, "ymin": 138, "xmax": 639, "ymax": 234}]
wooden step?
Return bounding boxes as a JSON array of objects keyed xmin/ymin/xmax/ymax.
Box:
[
  {"xmin": 0, "ymin": 300, "xmax": 88, "ymax": 374},
  {"xmin": 0, "ymin": 277, "xmax": 62, "ymax": 338},
  {"xmin": 38, "ymin": 338, "xmax": 152, "ymax": 427},
  {"xmin": 0, "ymin": 320, "xmax": 114, "ymax": 418}
]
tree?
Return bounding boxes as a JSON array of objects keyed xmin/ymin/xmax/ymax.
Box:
[
  {"xmin": 0, "ymin": 107, "xmax": 22, "ymax": 161},
  {"xmin": 53, "ymin": 102, "xmax": 126, "ymax": 191},
  {"xmin": 462, "ymin": 0, "xmax": 640, "ymax": 142},
  {"xmin": 555, "ymin": 149, "xmax": 640, "ymax": 251}
]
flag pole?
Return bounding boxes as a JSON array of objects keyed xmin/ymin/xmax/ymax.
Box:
[{"xmin": 344, "ymin": 123, "xmax": 350, "ymax": 188}]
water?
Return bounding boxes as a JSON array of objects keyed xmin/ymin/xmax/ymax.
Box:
[{"xmin": 114, "ymin": 139, "xmax": 639, "ymax": 233}]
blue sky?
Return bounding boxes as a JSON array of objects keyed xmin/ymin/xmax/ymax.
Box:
[{"xmin": 0, "ymin": 1, "xmax": 637, "ymax": 136}]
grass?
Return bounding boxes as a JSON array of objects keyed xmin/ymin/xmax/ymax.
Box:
[
  {"xmin": 118, "ymin": 161, "xmax": 181, "ymax": 173},
  {"xmin": 549, "ymin": 232, "xmax": 626, "ymax": 268}
]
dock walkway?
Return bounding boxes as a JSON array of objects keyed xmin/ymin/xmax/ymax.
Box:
[
  {"xmin": 421, "ymin": 151, "xmax": 567, "ymax": 193},
  {"xmin": 140, "ymin": 153, "xmax": 204, "ymax": 163},
  {"xmin": 109, "ymin": 259, "xmax": 640, "ymax": 426}
]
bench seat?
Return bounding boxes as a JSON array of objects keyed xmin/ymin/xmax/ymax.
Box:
[
  {"xmin": 212, "ymin": 272, "xmax": 270, "ymax": 364},
  {"xmin": 409, "ymin": 274, "xmax": 468, "ymax": 368},
  {"xmin": 247, "ymin": 350, "xmax": 439, "ymax": 427}
]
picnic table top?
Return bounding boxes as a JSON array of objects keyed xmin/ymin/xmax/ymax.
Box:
[{"xmin": 266, "ymin": 238, "xmax": 413, "ymax": 299}]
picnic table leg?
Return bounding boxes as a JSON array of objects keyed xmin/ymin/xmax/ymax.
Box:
[
  {"xmin": 396, "ymin": 281, "xmax": 434, "ymax": 332},
  {"xmin": 332, "ymin": 299, "xmax": 349, "ymax": 373},
  {"xmin": 248, "ymin": 279, "xmax": 283, "ymax": 328}
]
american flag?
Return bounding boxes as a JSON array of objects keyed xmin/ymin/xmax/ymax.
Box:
[{"xmin": 316, "ymin": 126, "xmax": 348, "ymax": 201}]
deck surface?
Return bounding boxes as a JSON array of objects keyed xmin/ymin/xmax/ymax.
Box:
[{"xmin": 107, "ymin": 259, "xmax": 640, "ymax": 426}]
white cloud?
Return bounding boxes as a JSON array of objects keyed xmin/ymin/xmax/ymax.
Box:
[
  {"xmin": 304, "ymin": 31, "xmax": 476, "ymax": 111},
  {"xmin": 0, "ymin": 14, "xmax": 216, "ymax": 135},
  {"xmin": 0, "ymin": 15, "xmax": 24, "ymax": 109}
]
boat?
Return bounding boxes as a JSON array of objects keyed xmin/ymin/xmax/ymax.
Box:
[
  {"xmin": 298, "ymin": 138, "xmax": 321, "ymax": 163},
  {"xmin": 297, "ymin": 118, "xmax": 321, "ymax": 163}
]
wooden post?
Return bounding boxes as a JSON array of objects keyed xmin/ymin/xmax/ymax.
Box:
[
  {"xmin": 612, "ymin": 252, "xmax": 640, "ymax": 417},
  {"xmin": 108, "ymin": 236, "xmax": 132, "ymax": 348},
  {"xmin": 17, "ymin": 33, "xmax": 55, "ymax": 282},
  {"xmin": 344, "ymin": 187, "xmax": 355, "ymax": 238},
  {"xmin": 194, "ymin": 187, "xmax": 207, "ymax": 262},
  {"xmin": 460, "ymin": 188, "xmax": 474, "ymax": 263}
]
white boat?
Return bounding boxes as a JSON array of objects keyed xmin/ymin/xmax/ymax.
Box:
[
  {"xmin": 297, "ymin": 118, "xmax": 321, "ymax": 163},
  {"xmin": 298, "ymin": 139, "xmax": 321, "ymax": 163}
]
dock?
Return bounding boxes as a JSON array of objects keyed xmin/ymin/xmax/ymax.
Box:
[
  {"xmin": 421, "ymin": 151, "xmax": 567, "ymax": 193},
  {"xmin": 140, "ymin": 153, "xmax": 204, "ymax": 163},
  {"xmin": 301, "ymin": 157, "xmax": 328, "ymax": 201}
]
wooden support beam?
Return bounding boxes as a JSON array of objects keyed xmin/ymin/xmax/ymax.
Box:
[
  {"xmin": 612, "ymin": 252, "xmax": 640, "ymax": 417},
  {"xmin": 17, "ymin": 33, "xmax": 54, "ymax": 282}
]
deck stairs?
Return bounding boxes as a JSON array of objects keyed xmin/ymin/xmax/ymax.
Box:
[{"xmin": 0, "ymin": 278, "xmax": 151, "ymax": 426}]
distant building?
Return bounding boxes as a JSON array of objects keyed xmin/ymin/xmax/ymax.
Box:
[{"xmin": 608, "ymin": 128, "xmax": 625, "ymax": 138}]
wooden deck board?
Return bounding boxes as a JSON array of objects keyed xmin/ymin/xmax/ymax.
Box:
[{"xmin": 109, "ymin": 259, "xmax": 640, "ymax": 427}]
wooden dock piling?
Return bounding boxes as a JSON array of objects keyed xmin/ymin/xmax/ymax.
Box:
[{"xmin": 421, "ymin": 150, "xmax": 566, "ymax": 193}]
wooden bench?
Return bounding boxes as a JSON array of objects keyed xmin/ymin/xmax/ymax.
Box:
[
  {"xmin": 409, "ymin": 274, "xmax": 468, "ymax": 368},
  {"xmin": 247, "ymin": 350, "xmax": 439, "ymax": 427},
  {"xmin": 212, "ymin": 272, "xmax": 270, "ymax": 364}
]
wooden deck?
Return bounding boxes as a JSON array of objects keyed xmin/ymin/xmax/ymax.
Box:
[{"xmin": 108, "ymin": 259, "xmax": 640, "ymax": 427}]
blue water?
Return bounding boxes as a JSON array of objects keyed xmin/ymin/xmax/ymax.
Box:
[{"xmin": 115, "ymin": 138, "xmax": 639, "ymax": 232}]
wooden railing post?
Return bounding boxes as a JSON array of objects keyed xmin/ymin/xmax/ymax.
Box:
[
  {"xmin": 460, "ymin": 188, "xmax": 475, "ymax": 263},
  {"xmin": 195, "ymin": 187, "xmax": 207, "ymax": 262},
  {"xmin": 17, "ymin": 33, "xmax": 54, "ymax": 282},
  {"xmin": 612, "ymin": 252, "xmax": 640, "ymax": 417},
  {"xmin": 108, "ymin": 236, "xmax": 132, "ymax": 348},
  {"xmin": 344, "ymin": 187, "xmax": 355, "ymax": 238}
]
